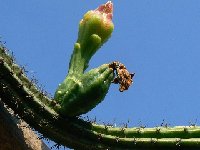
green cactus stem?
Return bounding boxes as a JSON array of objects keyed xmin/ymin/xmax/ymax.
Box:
[
  {"xmin": 54, "ymin": 64, "xmax": 114, "ymax": 117},
  {"xmin": 2, "ymin": 41, "xmax": 200, "ymax": 150}
]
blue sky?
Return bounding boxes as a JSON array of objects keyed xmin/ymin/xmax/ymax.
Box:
[{"xmin": 1, "ymin": 0, "xmax": 200, "ymax": 149}]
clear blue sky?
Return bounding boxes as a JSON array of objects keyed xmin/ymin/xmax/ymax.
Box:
[{"xmin": 1, "ymin": 0, "xmax": 200, "ymax": 149}]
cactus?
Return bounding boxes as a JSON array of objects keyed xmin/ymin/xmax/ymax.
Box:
[
  {"xmin": 1, "ymin": 1, "xmax": 200, "ymax": 149},
  {"xmin": 54, "ymin": 1, "xmax": 114, "ymax": 117}
]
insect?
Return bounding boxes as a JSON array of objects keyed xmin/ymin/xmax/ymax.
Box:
[{"xmin": 109, "ymin": 61, "xmax": 135, "ymax": 92}]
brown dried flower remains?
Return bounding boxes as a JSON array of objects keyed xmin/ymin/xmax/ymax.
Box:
[{"xmin": 109, "ymin": 61, "xmax": 135, "ymax": 92}]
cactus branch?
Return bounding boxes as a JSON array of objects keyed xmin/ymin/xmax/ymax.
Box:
[
  {"xmin": 1, "ymin": 44, "xmax": 200, "ymax": 149},
  {"xmin": 53, "ymin": 1, "xmax": 114, "ymax": 117}
]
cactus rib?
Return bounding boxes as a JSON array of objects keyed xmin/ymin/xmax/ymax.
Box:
[{"xmin": 1, "ymin": 46, "xmax": 200, "ymax": 149}]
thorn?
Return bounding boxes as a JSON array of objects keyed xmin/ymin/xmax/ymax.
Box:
[
  {"xmin": 9, "ymin": 71, "xmax": 13, "ymax": 75},
  {"xmin": 20, "ymin": 65, "xmax": 28, "ymax": 74},
  {"xmin": 138, "ymin": 121, "xmax": 146, "ymax": 129},
  {"xmin": 50, "ymin": 143, "xmax": 61, "ymax": 149},
  {"xmin": 133, "ymin": 137, "xmax": 137, "ymax": 145},
  {"xmin": 183, "ymin": 127, "xmax": 188, "ymax": 133},
  {"xmin": 37, "ymin": 135, "xmax": 44, "ymax": 140},
  {"xmin": 150, "ymin": 138, "xmax": 157, "ymax": 144},
  {"xmin": 52, "ymin": 115, "xmax": 58, "ymax": 120},
  {"xmin": 136, "ymin": 128, "xmax": 141, "ymax": 134},
  {"xmin": 25, "ymin": 95, "xmax": 33, "ymax": 100},
  {"xmin": 20, "ymin": 65, "xmax": 29, "ymax": 75},
  {"xmin": 10, "ymin": 52, "xmax": 16, "ymax": 63},
  {"xmin": 121, "ymin": 127, "xmax": 126, "ymax": 133},
  {"xmin": 104, "ymin": 124, "xmax": 108, "ymax": 131},
  {"xmin": 140, "ymin": 125, "xmax": 146, "ymax": 129},
  {"xmin": 156, "ymin": 127, "xmax": 161, "ymax": 133},
  {"xmin": 91, "ymin": 116, "xmax": 97, "ymax": 124},
  {"xmin": 115, "ymin": 137, "xmax": 120, "ymax": 143},
  {"xmin": 28, "ymin": 82, "xmax": 33, "ymax": 88},
  {"xmin": 161, "ymin": 119, "xmax": 170, "ymax": 128},
  {"xmin": 123, "ymin": 123, "xmax": 128, "ymax": 128},
  {"xmin": 39, "ymin": 105, "xmax": 46, "ymax": 113},
  {"xmin": 189, "ymin": 119, "xmax": 197, "ymax": 127},
  {"xmin": 17, "ymin": 84, "xmax": 23, "ymax": 89},
  {"xmin": 50, "ymin": 100, "xmax": 57, "ymax": 108},
  {"xmin": 3, "ymin": 85, "xmax": 8, "ymax": 89},
  {"xmin": 176, "ymin": 138, "xmax": 181, "ymax": 147},
  {"xmin": 86, "ymin": 116, "xmax": 90, "ymax": 122}
]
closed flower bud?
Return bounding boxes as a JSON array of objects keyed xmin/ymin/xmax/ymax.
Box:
[
  {"xmin": 78, "ymin": 1, "xmax": 114, "ymax": 60},
  {"xmin": 69, "ymin": 1, "xmax": 114, "ymax": 74}
]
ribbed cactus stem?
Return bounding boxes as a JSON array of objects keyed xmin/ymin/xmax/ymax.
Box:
[
  {"xmin": 1, "ymin": 45, "xmax": 200, "ymax": 149},
  {"xmin": 92, "ymin": 124, "xmax": 200, "ymax": 138}
]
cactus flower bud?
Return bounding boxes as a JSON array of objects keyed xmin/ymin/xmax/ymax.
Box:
[
  {"xmin": 78, "ymin": 1, "xmax": 114, "ymax": 48},
  {"xmin": 69, "ymin": 1, "xmax": 114, "ymax": 74}
]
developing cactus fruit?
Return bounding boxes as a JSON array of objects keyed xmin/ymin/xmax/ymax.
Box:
[{"xmin": 54, "ymin": 1, "xmax": 133, "ymax": 117}]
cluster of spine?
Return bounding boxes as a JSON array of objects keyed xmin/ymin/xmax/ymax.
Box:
[{"xmin": 1, "ymin": 45, "xmax": 200, "ymax": 149}]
